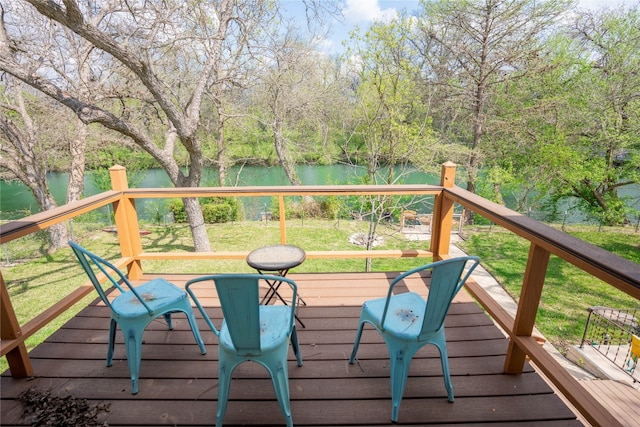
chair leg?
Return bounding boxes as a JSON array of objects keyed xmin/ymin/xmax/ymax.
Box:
[
  {"xmin": 183, "ymin": 307, "xmax": 207, "ymax": 355},
  {"xmin": 349, "ymin": 321, "xmax": 366, "ymax": 364},
  {"xmin": 162, "ymin": 312, "xmax": 174, "ymax": 330},
  {"xmin": 268, "ymin": 351, "xmax": 294, "ymax": 427},
  {"xmin": 216, "ymin": 359, "xmax": 234, "ymax": 427},
  {"xmin": 388, "ymin": 342, "xmax": 420, "ymax": 423},
  {"xmin": 290, "ymin": 326, "xmax": 303, "ymax": 366},
  {"xmin": 122, "ymin": 327, "xmax": 145, "ymax": 395},
  {"xmin": 434, "ymin": 340, "xmax": 455, "ymax": 402},
  {"xmin": 106, "ymin": 318, "xmax": 117, "ymax": 367}
]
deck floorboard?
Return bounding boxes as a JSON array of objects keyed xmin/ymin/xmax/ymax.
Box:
[{"xmin": 1, "ymin": 272, "xmax": 585, "ymax": 426}]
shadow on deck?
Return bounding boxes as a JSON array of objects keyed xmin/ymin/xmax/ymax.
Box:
[{"xmin": 1, "ymin": 272, "xmax": 582, "ymax": 426}]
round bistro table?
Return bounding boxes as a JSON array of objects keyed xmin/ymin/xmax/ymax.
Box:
[{"xmin": 246, "ymin": 244, "xmax": 307, "ymax": 327}]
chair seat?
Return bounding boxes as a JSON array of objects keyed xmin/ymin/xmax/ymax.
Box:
[
  {"xmin": 363, "ymin": 292, "xmax": 426, "ymax": 339},
  {"xmin": 219, "ymin": 305, "xmax": 292, "ymax": 354},
  {"xmin": 111, "ymin": 278, "xmax": 188, "ymax": 317}
]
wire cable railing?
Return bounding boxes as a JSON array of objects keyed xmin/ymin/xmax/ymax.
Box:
[{"xmin": 580, "ymin": 306, "xmax": 640, "ymax": 382}]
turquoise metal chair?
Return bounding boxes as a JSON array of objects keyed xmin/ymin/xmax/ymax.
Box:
[
  {"xmin": 186, "ymin": 274, "xmax": 303, "ymax": 427},
  {"xmin": 69, "ymin": 241, "xmax": 206, "ymax": 394},
  {"xmin": 349, "ymin": 256, "xmax": 480, "ymax": 422}
]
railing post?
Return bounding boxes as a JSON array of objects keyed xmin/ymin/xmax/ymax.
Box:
[
  {"xmin": 278, "ymin": 195, "xmax": 287, "ymax": 244},
  {"xmin": 109, "ymin": 165, "xmax": 143, "ymax": 280},
  {"xmin": 430, "ymin": 162, "xmax": 456, "ymax": 260},
  {"xmin": 0, "ymin": 273, "xmax": 33, "ymax": 377},
  {"xmin": 504, "ymin": 242, "xmax": 550, "ymax": 373}
]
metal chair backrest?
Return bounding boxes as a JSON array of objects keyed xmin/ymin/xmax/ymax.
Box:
[
  {"xmin": 69, "ymin": 241, "xmax": 153, "ymax": 315},
  {"xmin": 187, "ymin": 274, "xmax": 297, "ymax": 354},
  {"xmin": 380, "ymin": 256, "xmax": 480, "ymax": 338},
  {"xmin": 214, "ymin": 274, "xmax": 263, "ymax": 354}
]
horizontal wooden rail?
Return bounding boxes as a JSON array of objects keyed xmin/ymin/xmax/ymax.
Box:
[
  {"xmin": 121, "ymin": 184, "xmax": 443, "ymax": 199},
  {"xmin": 136, "ymin": 249, "xmax": 433, "ymax": 262},
  {"xmin": 0, "ymin": 185, "xmax": 442, "ymax": 247},
  {"xmin": 0, "ymin": 191, "xmax": 121, "ymax": 244}
]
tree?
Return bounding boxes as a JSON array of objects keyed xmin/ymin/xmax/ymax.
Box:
[
  {"xmin": 553, "ymin": 5, "xmax": 640, "ymax": 224},
  {"xmin": 478, "ymin": 4, "xmax": 640, "ymax": 226},
  {"xmin": 478, "ymin": 33, "xmax": 573, "ymax": 213},
  {"xmin": 0, "ymin": 79, "xmax": 71, "ymax": 249},
  {"xmin": 345, "ymin": 17, "xmax": 438, "ymax": 270},
  {"xmin": 0, "ymin": 2, "xmax": 92, "ymax": 249},
  {"xmin": 1, "ymin": 0, "xmax": 275, "ymax": 251},
  {"xmin": 1, "ymin": 1, "xmax": 344, "ymax": 250},
  {"xmin": 412, "ymin": 0, "xmax": 571, "ymax": 221},
  {"xmin": 251, "ymin": 25, "xmax": 343, "ymax": 186}
]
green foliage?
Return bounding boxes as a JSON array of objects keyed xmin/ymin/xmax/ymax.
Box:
[
  {"xmin": 268, "ymin": 195, "xmax": 352, "ymax": 220},
  {"xmin": 202, "ymin": 203, "xmax": 229, "ymax": 223},
  {"xmin": 169, "ymin": 197, "xmax": 240, "ymax": 224},
  {"xmin": 86, "ymin": 143, "xmax": 149, "ymax": 192},
  {"xmin": 87, "ymin": 143, "xmax": 155, "ymax": 169},
  {"xmin": 201, "ymin": 197, "xmax": 240, "ymax": 223},
  {"xmin": 168, "ymin": 199, "xmax": 187, "ymax": 223},
  {"xmin": 320, "ymin": 196, "xmax": 341, "ymax": 220},
  {"xmin": 490, "ymin": 6, "xmax": 640, "ymax": 226}
]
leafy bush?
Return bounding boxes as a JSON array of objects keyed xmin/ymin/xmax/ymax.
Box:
[
  {"xmin": 168, "ymin": 197, "xmax": 240, "ymax": 224},
  {"xmin": 202, "ymin": 203, "xmax": 230, "ymax": 223},
  {"xmin": 168, "ymin": 199, "xmax": 187, "ymax": 223},
  {"xmin": 320, "ymin": 196, "xmax": 341, "ymax": 220}
]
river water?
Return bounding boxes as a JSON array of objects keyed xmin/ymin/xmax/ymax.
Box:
[
  {"xmin": 0, "ymin": 165, "xmax": 443, "ymax": 221},
  {"xmin": 1, "ymin": 164, "xmax": 638, "ymax": 224}
]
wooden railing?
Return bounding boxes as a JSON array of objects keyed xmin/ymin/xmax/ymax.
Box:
[{"xmin": 1, "ymin": 162, "xmax": 639, "ymax": 427}]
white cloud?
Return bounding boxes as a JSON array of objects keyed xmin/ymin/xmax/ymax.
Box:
[
  {"xmin": 577, "ymin": 0, "xmax": 638, "ymax": 8},
  {"xmin": 342, "ymin": 0, "xmax": 398, "ymax": 24}
]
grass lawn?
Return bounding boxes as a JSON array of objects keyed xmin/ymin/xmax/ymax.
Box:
[
  {"xmin": 1, "ymin": 218, "xmax": 638, "ymax": 374},
  {"xmin": 458, "ymin": 225, "xmax": 639, "ymax": 352}
]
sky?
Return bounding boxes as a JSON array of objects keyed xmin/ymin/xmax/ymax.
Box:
[{"xmin": 301, "ymin": 0, "xmax": 640, "ymax": 54}]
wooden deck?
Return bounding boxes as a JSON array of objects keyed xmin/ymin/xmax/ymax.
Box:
[{"xmin": 1, "ymin": 272, "xmax": 584, "ymax": 426}]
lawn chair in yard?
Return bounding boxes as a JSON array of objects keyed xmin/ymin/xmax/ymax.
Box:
[
  {"xmin": 349, "ymin": 256, "xmax": 480, "ymax": 422},
  {"xmin": 186, "ymin": 274, "xmax": 303, "ymax": 427},
  {"xmin": 69, "ymin": 241, "xmax": 206, "ymax": 394},
  {"xmin": 401, "ymin": 210, "xmax": 419, "ymax": 229}
]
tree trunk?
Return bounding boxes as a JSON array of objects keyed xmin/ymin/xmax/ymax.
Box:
[
  {"xmin": 217, "ymin": 118, "xmax": 227, "ymax": 186},
  {"xmin": 67, "ymin": 117, "xmax": 86, "ymax": 203},
  {"xmin": 183, "ymin": 197, "xmax": 210, "ymax": 252},
  {"xmin": 34, "ymin": 183, "xmax": 69, "ymax": 250},
  {"xmin": 173, "ymin": 149, "xmax": 211, "ymax": 252},
  {"xmin": 273, "ymin": 118, "xmax": 302, "ymax": 186},
  {"xmin": 465, "ymin": 76, "xmax": 486, "ymax": 224}
]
